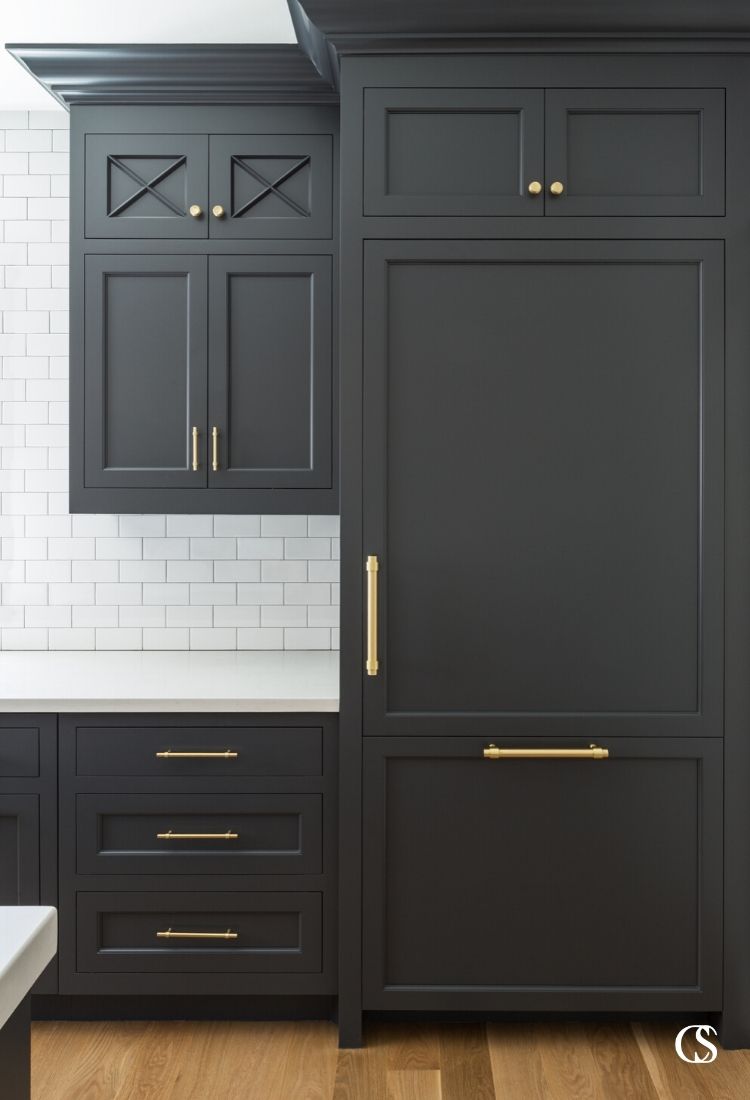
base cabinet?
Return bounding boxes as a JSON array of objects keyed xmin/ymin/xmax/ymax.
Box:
[{"xmin": 363, "ymin": 737, "xmax": 722, "ymax": 1012}]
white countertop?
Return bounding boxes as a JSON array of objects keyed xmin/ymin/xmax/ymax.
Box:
[
  {"xmin": 0, "ymin": 907, "xmax": 57, "ymax": 1029},
  {"xmin": 0, "ymin": 651, "xmax": 339, "ymax": 712}
]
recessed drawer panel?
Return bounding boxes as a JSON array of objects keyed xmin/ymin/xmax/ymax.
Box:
[
  {"xmin": 76, "ymin": 891, "xmax": 322, "ymax": 973},
  {"xmin": 0, "ymin": 727, "xmax": 40, "ymax": 777},
  {"xmin": 75, "ymin": 792, "xmax": 322, "ymax": 875},
  {"xmin": 73, "ymin": 723, "xmax": 323, "ymax": 778}
]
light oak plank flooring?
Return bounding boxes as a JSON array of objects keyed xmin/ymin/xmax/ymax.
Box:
[{"xmin": 31, "ymin": 1020, "xmax": 750, "ymax": 1099}]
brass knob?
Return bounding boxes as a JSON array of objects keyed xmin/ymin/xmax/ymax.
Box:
[
  {"xmin": 212, "ymin": 204, "xmax": 226, "ymax": 219},
  {"xmin": 527, "ymin": 180, "xmax": 542, "ymax": 196},
  {"xmin": 549, "ymin": 181, "xmax": 565, "ymax": 196},
  {"xmin": 188, "ymin": 204, "xmax": 202, "ymax": 218}
]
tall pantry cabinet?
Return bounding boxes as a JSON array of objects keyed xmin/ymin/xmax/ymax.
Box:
[{"xmin": 336, "ymin": 46, "xmax": 750, "ymax": 1048}]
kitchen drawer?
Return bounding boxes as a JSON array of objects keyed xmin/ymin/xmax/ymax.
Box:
[
  {"xmin": 76, "ymin": 792, "xmax": 322, "ymax": 876},
  {"xmin": 0, "ymin": 727, "xmax": 39, "ymax": 778},
  {"xmin": 70, "ymin": 721, "xmax": 323, "ymax": 778},
  {"xmin": 76, "ymin": 891, "xmax": 322, "ymax": 974}
]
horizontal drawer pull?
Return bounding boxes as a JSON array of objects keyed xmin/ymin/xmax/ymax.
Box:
[
  {"xmin": 483, "ymin": 743, "xmax": 609, "ymax": 760},
  {"xmin": 156, "ymin": 928, "xmax": 238, "ymax": 940},
  {"xmin": 156, "ymin": 830, "xmax": 238, "ymax": 841},
  {"xmin": 155, "ymin": 750, "xmax": 238, "ymax": 759}
]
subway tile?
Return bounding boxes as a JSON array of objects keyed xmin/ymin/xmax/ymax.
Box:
[
  {"xmin": 0, "ymin": 197, "xmax": 28, "ymax": 218},
  {"xmin": 96, "ymin": 537, "xmax": 141, "ymax": 559},
  {"xmin": 0, "ymin": 111, "xmax": 29, "ymax": 128},
  {"xmin": 27, "ymin": 111, "xmax": 67, "ymax": 129},
  {"xmin": 284, "ymin": 537, "xmax": 330, "ymax": 560},
  {"xmin": 52, "ymin": 131, "xmax": 70, "ymax": 153},
  {"xmin": 143, "ymin": 627, "xmax": 189, "ymax": 650},
  {"xmin": 166, "ymin": 605, "xmax": 212, "ymax": 628},
  {"xmin": 72, "ymin": 560, "xmax": 118, "ymax": 583},
  {"xmin": 213, "ymin": 605, "xmax": 261, "ymax": 627},
  {"xmin": 0, "ymin": 336, "xmax": 30, "ymax": 357},
  {"xmin": 237, "ymin": 537, "xmax": 283, "ymax": 560},
  {"xmin": 0, "ymin": 427, "xmax": 26, "ymax": 447},
  {"xmin": 96, "ymin": 628, "xmax": 142, "ymax": 650},
  {"xmin": 26, "ymin": 560, "xmax": 70, "ymax": 583},
  {"xmin": 190, "ymin": 582, "xmax": 236, "ymax": 605},
  {"xmin": 166, "ymin": 514, "xmax": 213, "ymax": 536},
  {"xmin": 2, "ymin": 628, "xmax": 48, "ymax": 650},
  {"xmin": 119, "ymin": 560, "xmax": 165, "ymax": 583},
  {"xmin": 2, "ymin": 447, "xmax": 47, "ymax": 469},
  {"xmin": 189, "ymin": 627, "xmax": 236, "ymax": 650},
  {"xmin": 47, "ymin": 492, "xmax": 69, "ymax": 514},
  {"xmin": 0, "ymin": 472, "xmax": 26, "ymax": 492},
  {"xmin": 0, "ymin": 288, "xmax": 27, "ymax": 309},
  {"xmin": 50, "ymin": 175, "xmax": 69, "ymax": 197},
  {"xmin": 190, "ymin": 537, "xmax": 235, "ymax": 559},
  {"xmin": 261, "ymin": 515, "xmax": 307, "ymax": 537},
  {"xmin": 0, "ymin": 244, "xmax": 30, "ymax": 265},
  {"xmin": 212, "ymin": 515, "xmax": 260, "ymax": 536},
  {"xmin": 308, "ymin": 605, "xmax": 340, "ymax": 628},
  {"xmin": 284, "ymin": 582, "xmax": 330, "ymax": 605},
  {"xmin": 143, "ymin": 582, "xmax": 188, "ymax": 605},
  {"xmin": 28, "ymin": 244, "xmax": 68, "ymax": 265},
  {"xmin": 4, "ymin": 267, "xmax": 49, "ymax": 289},
  {"xmin": 25, "ymin": 378, "xmax": 67, "ymax": 401},
  {"xmin": 3, "ymin": 310, "xmax": 48, "ymax": 333},
  {"xmin": 167, "ymin": 559, "xmax": 213, "ymax": 582},
  {"xmin": 96, "ymin": 582, "xmax": 141, "ymax": 605},
  {"xmin": 51, "ymin": 267, "xmax": 69, "ymax": 289},
  {"xmin": 26, "ymin": 288, "xmax": 68, "ymax": 311},
  {"xmin": 331, "ymin": 583, "xmax": 340, "ymax": 605},
  {"xmin": 24, "ymin": 515, "xmax": 71, "ymax": 537},
  {"xmin": 25, "ymin": 469, "xmax": 67, "ymax": 492},
  {"xmin": 0, "ymin": 152, "xmax": 28, "ymax": 173},
  {"xmin": 49, "ymin": 582, "xmax": 94, "ymax": 605},
  {"xmin": 331, "ymin": 538, "xmax": 340, "ymax": 559},
  {"xmin": 0, "ymin": 606, "xmax": 24, "ymax": 626},
  {"xmin": 27, "ymin": 334, "xmax": 68, "ymax": 356},
  {"xmin": 213, "ymin": 560, "xmax": 260, "ymax": 583},
  {"xmin": 306, "ymin": 560, "xmax": 339, "ymax": 583},
  {"xmin": 5, "ymin": 130, "xmax": 51, "ymax": 152},
  {"xmin": 72, "ymin": 514, "xmax": 119, "ymax": 537},
  {"xmin": 1, "ymin": 536, "xmax": 46, "ymax": 559},
  {"xmin": 49, "ymin": 628, "xmax": 95, "ymax": 650},
  {"xmin": 284, "ymin": 627, "xmax": 330, "ymax": 650},
  {"xmin": 119, "ymin": 515, "xmax": 166, "ymax": 538},
  {"xmin": 237, "ymin": 628, "xmax": 284, "ymax": 650},
  {"xmin": 0, "ymin": 378, "xmax": 27, "ymax": 402},
  {"xmin": 5, "ymin": 221, "xmax": 51, "ymax": 243},
  {"xmin": 261, "ymin": 605, "xmax": 307, "ymax": 628},
  {"xmin": 2, "ymin": 492, "xmax": 47, "ymax": 513},
  {"xmin": 237, "ymin": 583, "xmax": 283, "ymax": 605},
  {"xmin": 331, "ymin": 628, "xmax": 340, "ymax": 649},
  {"xmin": 73, "ymin": 605, "xmax": 117, "ymax": 628},
  {"xmin": 48, "ymin": 537, "xmax": 95, "ymax": 559},
  {"xmin": 4, "ymin": 175, "xmax": 50, "ymax": 197},
  {"xmin": 119, "ymin": 605, "xmax": 165, "ymax": 628},
  {"xmin": 26, "ymin": 605, "xmax": 71, "ymax": 628},
  {"xmin": 2, "ymin": 356, "xmax": 48, "ymax": 377},
  {"xmin": 2, "ymin": 582, "xmax": 47, "ymax": 604},
  {"xmin": 144, "ymin": 536, "xmax": 188, "ymax": 560},
  {"xmin": 28, "ymin": 151, "xmax": 69, "ymax": 173}
]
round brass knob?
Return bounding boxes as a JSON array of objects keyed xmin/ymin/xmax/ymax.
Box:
[
  {"xmin": 549, "ymin": 181, "xmax": 565, "ymax": 196},
  {"xmin": 527, "ymin": 180, "xmax": 543, "ymax": 196},
  {"xmin": 188, "ymin": 204, "xmax": 202, "ymax": 218},
  {"xmin": 212, "ymin": 204, "xmax": 226, "ymax": 219}
]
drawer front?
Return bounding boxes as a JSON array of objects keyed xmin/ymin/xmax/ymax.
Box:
[
  {"xmin": 72, "ymin": 723, "xmax": 323, "ymax": 778},
  {"xmin": 76, "ymin": 792, "xmax": 322, "ymax": 876},
  {"xmin": 545, "ymin": 88, "xmax": 725, "ymax": 216},
  {"xmin": 364, "ymin": 736, "xmax": 722, "ymax": 1011},
  {"xmin": 364, "ymin": 88, "xmax": 545, "ymax": 217},
  {"xmin": 76, "ymin": 891, "xmax": 322, "ymax": 973},
  {"xmin": 0, "ymin": 727, "xmax": 39, "ymax": 777}
]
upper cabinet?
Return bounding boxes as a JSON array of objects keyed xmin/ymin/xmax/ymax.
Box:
[
  {"xmin": 85, "ymin": 131, "xmax": 333, "ymax": 240},
  {"xmin": 364, "ymin": 86, "xmax": 724, "ymax": 217}
]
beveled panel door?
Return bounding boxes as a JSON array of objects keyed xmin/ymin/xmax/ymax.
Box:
[{"xmin": 362, "ymin": 239, "xmax": 724, "ymax": 736}]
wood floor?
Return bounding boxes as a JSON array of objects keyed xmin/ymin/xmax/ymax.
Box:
[{"xmin": 31, "ymin": 1019, "xmax": 750, "ymax": 1099}]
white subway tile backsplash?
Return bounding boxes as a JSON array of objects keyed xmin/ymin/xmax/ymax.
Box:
[{"xmin": 0, "ymin": 111, "xmax": 339, "ymax": 650}]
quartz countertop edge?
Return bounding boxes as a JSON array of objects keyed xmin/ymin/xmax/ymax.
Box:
[
  {"xmin": 0, "ymin": 651, "xmax": 339, "ymax": 713},
  {"xmin": 0, "ymin": 906, "xmax": 57, "ymax": 1030}
]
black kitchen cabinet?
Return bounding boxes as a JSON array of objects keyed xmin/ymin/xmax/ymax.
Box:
[
  {"xmin": 363, "ymin": 737, "xmax": 722, "ymax": 1012},
  {"xmin": 81, "ymin": 252, "xmax": 331, "ymax": 500}
]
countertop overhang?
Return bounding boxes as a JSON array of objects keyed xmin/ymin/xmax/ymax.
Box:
[
  {"xmin": 0, "ymin": 651, "xmax": 339, "ymax": 712},
  {"xmin": 0, "ymin": 907, "xmax": 57, "ymax": 1029}
]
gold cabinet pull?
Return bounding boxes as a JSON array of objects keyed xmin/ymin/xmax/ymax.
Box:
[
  {"xmin": 211, "ymin": 426, "xmax": 219, "ymax": 471},
  {"xmin": 157, "ymin": 830, "xmax": 238, "ymax": 840},
  {"xmin": 157, "ymin": 928, "xmax": 238, "ymax": 940},
  {"xmin": 191, "ymin": 426, "xmax": 200, "ymax": 471},
  {"xmin": 156, "ymin": 750, "xmax": 238, "ymax": 759},
  {"xmin": 212, "ymin": 204, "xmax": 226, "ymax": 218},
  {"xmin": 527, "ymin": 180, "xmax": 543, "ymax": 195},
  {"xmin": 483, "ymin": 743, "xmax": 609, "ymax": 760},
  {"xmin": 188, "ymin": 203, "xmax": 203, "ymax": 218},
  {"xmin": 366, "ymin": 555, "xmax": 379, "ymax": 676},
  {"xmin": 549, "ymin": 180, "xmax": 565, "ymax": 196}
]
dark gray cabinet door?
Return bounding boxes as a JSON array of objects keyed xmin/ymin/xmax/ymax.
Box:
[
  {"xmin": 363, "ymin": 89, "xmax": 545, "ymax": 216},
  {"xmin": 0, "ymin": 795, "xmax": 39, "ymax": 905},
  {"xmin": 362, "ymin": 240, "xmax": 723, "ymax": 736},
  {"xmin": 85, "ymin": 134, "xmax": 209, "ymax": 238},
  {"xmin": 208, "ymin": 255, "xmax": 332, "ymax": 489},
  {"xmin": 545, "ymin": 89, "xmax": 725, "ymax": 216},
  {"xmin": 209, "ymin": 134, "xmax": 333, "ymax": 239},
  {"xmin": 363, "ymin": 737, "xmax": 722, "ymax": 1012},
  {"xmin": 84, "ymin": 255, "xmax": 208, "ymax": 489}
]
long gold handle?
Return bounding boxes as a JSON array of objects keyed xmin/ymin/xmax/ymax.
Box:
[
  {"xmin": 483, "ymin": 743, "xmax": 609, "ymax": 760},
  {"xmin": 366, "ymin": 555, "xmax": 379, "ymax": 676},
  {"xmin": 191, "ymin": 426, "xmax": 200, "ymax": 471},
  {"xmin": 157, "ymin": 928, "xmax": 238, "ymax": 940},
  {"xmin": 157, "ymin": 830, "xmax": 238, "ymax": 840},
  {"xmin": 211, "ymin": 426, "xmax": 219, "ymax": 471},
  {"xmin": 156, "ymin": 750, "xmax": 238, "ymax": 759}
]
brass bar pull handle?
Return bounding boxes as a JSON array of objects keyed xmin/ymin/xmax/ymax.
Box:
[
  {"xmin": 366, "ymin": 555, "xmax": 379, "ymax": 676},
  {"xmin": 157, "ymin": 928, "xmax": 238, "ymax": 940},
  {"xmin": 191, "ymin": 426, "xmax": 200, "ymax": 471},
  {"xmin": 211, "ymin": 426, "xmax": 219, "ymax": 471},
  {"xmin": 483, "ymin": 744, "xmax": 609, "ymax": 760},
  {"xmin": 157, "ymin": 830, "xmax": 238, "ymax": 840},
  {"xmin": 156, "ymin": 750, "xmax": 238, "ymax": 759}
]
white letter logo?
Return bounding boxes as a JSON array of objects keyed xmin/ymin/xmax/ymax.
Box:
[{"xmin": 674, "ymin": 1024, "xmax": 718, "ymax": 1064}]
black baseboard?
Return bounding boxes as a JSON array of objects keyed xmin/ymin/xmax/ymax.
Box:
[{"xmin": 31, "ymin": 994, "xmax": 336, "ymax": 1022}]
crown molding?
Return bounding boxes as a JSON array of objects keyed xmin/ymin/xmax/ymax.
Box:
[{"xmin": 5, "ymin": 44, "xmax": 338, "ymax": 110}]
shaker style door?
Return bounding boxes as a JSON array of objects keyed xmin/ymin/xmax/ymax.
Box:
[
  {"xmin": 363, "ymin": 737, "xmax": 722, "ymax": 1012},
  {"xmin": 544, "ymin": 89, "xmax": 725, "ymax": 216},
  {"xmin": 0, "ymin": 795, "xmax": 39, "ymax": 905},
  {"xmin": 363, "ymin": 89, "xmax": 545, "ymax": 216},
  {"xmin": 208, "ymin": 134, "xmax": 333, "ymax": 239},
  {"xmin": 208, "ymin": 256, "xmax": 332, "ymax": 489},
  {"xmin": 83, "ymin": 255, "xmax": 208, "ymax": 489},
  {"xmin": 362, "ymin": 240, "xmax": 724, "ymax": 737},
  {"xmin": 85, "ymin": 134, "xmax": 209, "ymax": 238}
]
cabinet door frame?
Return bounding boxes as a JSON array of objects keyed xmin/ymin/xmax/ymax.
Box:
[
  {"xmin": 364, "ymin": 88, "xmax": 545, "ymax": 217},
  {"xmin": 544, "ymin": 88, "xmax": 725, "ymax": 217},
  {"xmin": 0, "ymin": 794, "xmax": 39, "ymax": 906},
  {"xmin": 207, "ymin": 254, "xmax": 333, "ymax": 489},
  {"xmin": 85, "ymin": 133, "xmax": 209, "ymax": 239},
  {"xmin": 363, "ymin": 735, "xmax": 722, "ymax": 1012},
  {"xmin": 362, "ymin": 238, "xmax": 724, "ymax": 737},
  {"xmin": 83, "ymin": 254, "xmax": 209, "ymax": 490}
]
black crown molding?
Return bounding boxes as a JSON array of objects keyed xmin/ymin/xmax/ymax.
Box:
[{"xmin": 5, "ymin": 44, "xmax": 338, "ymax": 110}]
